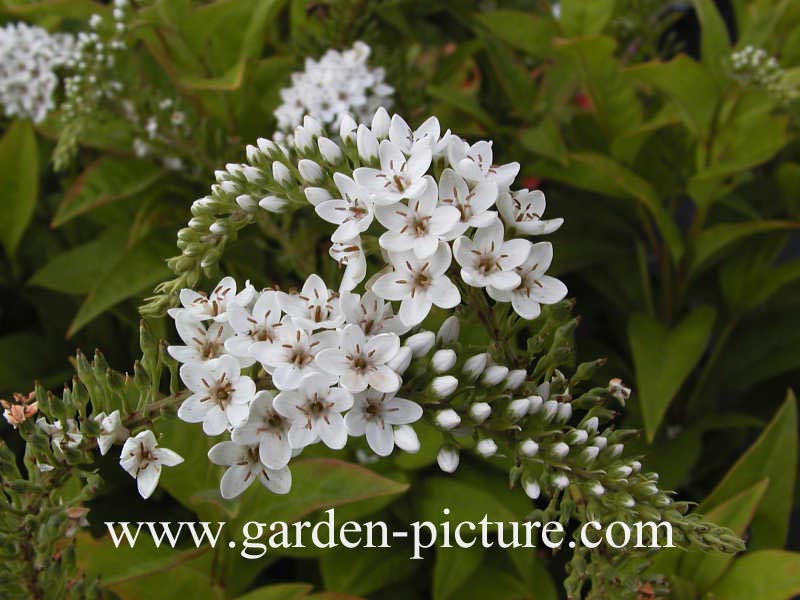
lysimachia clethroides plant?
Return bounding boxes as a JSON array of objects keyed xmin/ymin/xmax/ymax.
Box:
[{"xmin": 1, "ymin": 44, "xmax": 744, "ymax": 600}]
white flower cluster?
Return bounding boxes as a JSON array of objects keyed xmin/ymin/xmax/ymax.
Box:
[
  {"xmin": 274, "ymin": 41, "xmax": 394, "ymax": 131},
  {"xmin": 167, "ymin": 276, "xmax": 426, "ymax": 499},
  {"xmin": 0, "ymin": 22, "xmax": 78, "ymax": 123},
  {"xmin": 125, "ymin": 96, "xmax": 189, "ymax": 171},
  {"xmin": 730, "ymin": 45, "xmax": 797, "ymax": 102}
]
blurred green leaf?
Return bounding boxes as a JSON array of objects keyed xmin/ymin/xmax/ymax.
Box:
[
  {"xmin": 236, "ymin": 583, "xmax": 314, "ymax": 600},
  {"xmin": 320, "ymin": 545, "xmax": 419, "ymax": 596},
  {"xmin": 628, "ymin": 306, "xmax": 716, "ymax": 441},
  {"xmin": 474, "ymin": 10, "xmax": 556, "ymax": 57},
  {"xmin": 701, "ymin": 391, "xmax": 797, "ymax": 550},
  {"xmin": 0, "ymin": 119, "xmax": 38, "ymax": 258},
  {"xmin": 52, "ymin": 157, "xmax": 165, "ymax": 228},
  {"xmin": 692, "ymin": 0, "xmax": 732, "ymax": 77},
  {"xmin": 433, "ymin": 544, "xmax": 484, "ymax": 600},
  {"xmin": 520, "ymin": 119, "xmax": 567, "ymax": 165},
  {"xmin": 0, "ymin": 331, "xmax": 67, "ymax": 394},
  {"xmin": 558, "ymin": 0, "xmax": 615, "ymax": 36},
  {"xmin": 708, "ymin": 550, "xmax": 800, "ymax": 599}
]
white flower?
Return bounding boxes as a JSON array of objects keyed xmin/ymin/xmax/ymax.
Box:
[
  {"xmin": 225, "ymin": 290, "xmax": 284, "ymax": 360},
  {"xmin": 437, "ymin": 446, "xmax": 460, "ymax": 473},
  {"xmin": 375, "ymin": 176, "xmax": 460, "ymax": 258},
  {"xmin": 436, "ymin": 315, "xmax": 460, "ymax": 345},
  {"xmin": 481, "ymin": 365, "xmax": 509, "ymax": 385},
  {"xmin": 487, "ymin": 242, "xmax": 567, "ymax": 320},
  {"xmin": 454, "ymin": 219, "xmax": 531, "ymax": 290},
  {"xmin": 208, "ymin": 441, "xmax": 290, "ymax": 498},
  {"xmin": 340, "ymin": 290, "xmax": 408, "ymax": 336},
  {"xmin": 432, "ymin": 375, "xmax": 458, "ymax": 399},
  {"xmin": 435, "ymin": 408, "xmax": 461, "ymax": 430},
  {"xmin": 316, "ymin": 324, "xmax": 401, "ymax": 393},
  {"xmin": 119, "ymin": 430, "xmax": 183, "ymax": 499},
  {"xmin": 608, "ymin": 378, "xmax": 631, "ymax": 405},
  {"xmin": 552, "ymin": 474, "xmax": 570, "ymax": 489},
  {"xmin": 372, "ymin": 241, "xmax": 460, "ymax": 327},
  {"xmin": 169, "ymin": 277, "xmax": 255, "ymax": 323},
  {"xmin": 476, "ymin": 438, "xmax": 498, "ymax": 458},
  {"xmin": 330, "ymin": 237, "xmax": 367, "ymax": 292},
  {"xmin": 446, "ymin": 138, "xmax": 519, "ymax": 189},
  {"xmin": 437, "ymin": 168, "xmax": 498, "ymax": 239},
  {"xmin": 551, "ymin": 442, "xmax": 570, "ymax": 458},
  {"xmin": 505, "ymin": 369, "xmax": 527, "ymax": 390},
  {"xmin": 507, "ymin": 398, "xmax": 530, "ymax": 420},
  {"xmin": 252, "ymin": 320, "xmax": 337, "ymax": 390},
  {"xmin": 354, "ymin": 140, "xmax": 432, "ymax": 204},
  {"xmin": 37, "ymin": 418, "xmax": 82, "ymax": 454},
  {"xmin": 393, "ymin": 424, "xmax": 420, "ymax": 453},
  {"xmin": 469, "ymin": 402, "xmax": 491, "ymax": 423},
  {"xmin": 231, "ymin": 391, "xmax": 292, "ymax": 470},
  {"xmin": 94, "ymin": 410, "xmax": 129, "ymax": 456},
  {"xmin": 168, "ymin": 316, "xmax": 233, "ymax": 364},
  {"xmin": 273, "ymin": 372, "xmax": 353, "ymax": 449},
  {"xmin": 279, "ymin": 274, "xmax": 344, "ymax": 330},
  {"xmin": 404, "ymin": 331, "xmax": 436, "ymax": 357},
  {"xmin": 527, "ymin": 395, "xmax": 544, "ymax": 415},
  {"xmin": 177, "ymin": 355, "xmax": 255, "ymax": 435},
  {"xmin": 431, "ymin": 348, "xmax": 457, "ymax": 372},
  {"xmin": 315, "ymin": 173, "xmax": 375, "ymax": 243},
  {"xmin": 497, "ymin": 189, "xmax": 563, "ymax": 235},
  {"xmin": 462, "ymin": 353, "xmax": 489, "ymax": 379},
  {"xmin": 388, "ymin": 114, "xmax": 448, "ymax": 156},
  {"xmin": 523, "ymin": 477, "xmax": 541, "ymax": 500},
  {"xmin": 520, "ymin": 439, "xmax": 539, "ymax": 457},
  {"xmin": 344, "ymin": 390, "xmax": 422, "ymax": 456}
]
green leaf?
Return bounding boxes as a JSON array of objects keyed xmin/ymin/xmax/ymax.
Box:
[
  {"xmin": 628, "ymin": 56, "xmax": 720, "ymax": 139},
  {"xmin": 520, "ymin": 119, "xmax": 567, "ymax": 165},
  {"xmin": 559, "ymin": 0, "xmax": 615, "ymax": 36},
  {"xmin": 52, "ymin": 157, "xmax": 165, "ymax": 227},
  {"xmin": 234, "ymin": 458, "xmax": 408, "ymax": 529},
  {"xmin": 708, "ymin": 550, "xmax": 800, "ymax": 599},
  {"xmin": 427, "ymin": 85, "xmax": 498, "ymax": 130},
  {"xmin": 679, "ymin": 480, "xmax": 768, "ymax": 591},
  {"xmin": 28, "ymin": 228, "xmax": 128, "ymax": 294},
  {"xmin": 236, "ymin": 583, "xmax": 314, "ymax": 600},
  {"xmin": 628, "ymin": 306, "xmax": 716, "ymax": 441},
  {"xmin": 67, "ymin": 235, "xmax": 172, "ymax": 337},
  {"xmin": 0, "ymin": 0, "xmax": 101, "ymax": 19},
  {"xmin": 692, "ymin": 0, "xmax": 731, "ymax": 77},
  {"xmin": 0, "ymin": 119, "xmax": 38, "ymax": 258},
  {"xmin": 701, "ymin": 391, "xmax": 798, "ymax": 550},
  {"xmin": 433, "ymin": 544, "xmax": 484, "ymax": 600},
  {"xmin": 474, "ymin": 10, "xmax": 556, "ymax": 57},
  {"xmin": 688, "ymin": 220, "xmax": 800, "ymax": 280},
  {"xmin": 320, "ymin": 545, "xmax": 419, "ymax": 596},
  {"xmin": 0, "ymin": 332, "xmax": 67, "ymax": 394},
  {"xmin": 482, "ymin": 37, "xmax": 536, "ymax": 110},
  {"xmin": 413, "ymin": 476, "xmax": 523, "ymax": 527}
]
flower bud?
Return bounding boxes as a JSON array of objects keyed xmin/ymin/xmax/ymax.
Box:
[
  {"xmin": 435, "ymin": 408, "xmax": 461, "ymax": 430},
  {"xmin": 242, "ymin": 165, "xmax": 262, "ymax": 183},
  {"xmin": 357, "ymin": 124, "xmax": 378, "ymax": 161},
  {"xmin": 294, "ymin": 125, "xmax": 314, "ymax": 151},
  {"xmin": 298, "ymin": 159, "xmax": 324, "ymax": 183},
  {"xmin": 609, "ymin": 443, "xmax": 624, "ymax": 457},
  {"xmin": 612, "ymin": 465, "xmax": 633, "ymax": 478},
  {"xmin": 581, "ymin": 445, "xmax": 600, "ymax": 462},
  {"xmin": 371, "ymin": 107, "xmax": 391, "ymax": 138},
  {"xmin": 318, "ymin": 136, "xmax": 343, "ymax": 164},
  {"xmin": 339, "ymin": 113, "xmax": 358, "ymax": 143},
  {"xmin": 552, "ymin": 474, "xmax": 570, "ymax": 489},
  {"xmin": 235, "ymin": 194, "xmax": 257, "ymax": 211},
  {"xmin": 505, "ymin": 369, "xmax": 527, "ymax": 390},
  {"xmin": 257, "ymin": 137, "xmax": 278, "ymax": 155},
  {"xmin": 405, "ymin": 331, "xmax": 435, "ymax": 357},
  {"xmin": 220, "ymin": 180, "xmax": 239, "ymax": 194},
  {"xmin": 507, "ymin": 398, "xmax": 530, "ymax": 420},
  {"xmin": 583, "ymin": 416, "xmax": 599, "ymax": 433},
  {"xmin": 272, "ymin": 161, "xmax": 291, "ymax": 185},
  {"xmin": 437, "ymin": 446, "xmax": 459, "ymax": 473},
  {"xmin": 481, "ymin": 365, "xmax": 508, "ymax": 386},
  {"xmin": 432, "ymin": 376, "xmax": 458, "ymax": 399},
  {"xmin": 556, "ymin": 402, "xmax": 572, "ymax": 423},
  {"xmin": 476, "ymin": 438, "xmax": 497, "ymax": 458},
  {"xmin": 468, "ymin": 402, "xmax": 491, "ymax": 423},
  {"xmin": 589, "ymin": 482, "xmax": 605, "ymax": 496},
  {"xmin": 523, "ymin": 476, "xmax": 541, "ymax": 499},
  {"xmin": 259, "ymin": 196, "xmax": 287, "ymax": 212},
  {"xmin": 302, "ymin": 114, "xmax": 322, "ymax": 137},
  {"xmin": 463, "ymin": 353, "xmax": 488, "ymax": 379},
  {"xmin": 431, "ymin": 349, "xmax": 457, "ymax": 373},
  {"xmin": 387, "ymin": 346, "xmax": 412, "ymax": 374},
  {"xmin": 393, "ymin": 425, "xmax": 420, "ymax": 453},
  {"xmin": 541, "ymin": 400, "xmax": 558, "ymax": 421},
  {"xmin": 520, "ymin": 439, "xmax": 539, "ymax": 457},
  {"xmin": 305, "ymin": 186, "xmax": 332, "ymax": 206},
  {"xmin": 593, "ymin": 435, "xmax": 608, "ymax": 449},
  {"xmin": 245, "ymin": 144, "xmax": 260, "ymax": 162},
  {"xmin": 631, "ymin": 460, "xmax": 642, "ymax": 472},
  {"xmin": 550, "ymin": 442, "xmax": 570, "ymax": 458},
  {"xmin": 566, "ymin": 430, "xmax": 588, "ymax": 445},
  {"xmin": 436, "ymin": 315, "xmax": 460, "ymax": 345}
]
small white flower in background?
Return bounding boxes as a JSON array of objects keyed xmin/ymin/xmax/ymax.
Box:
[
  {"xmin": 454, "ymin": 219, "xmax": 531, "ymax": 291},
  {"xmin": 372, "ymin": 242, "xmax": 460, "ymax": 327},
  {"xmin": 208, "ymin": 441, "xmax": 290, "ymax": 498},
  {"xmin": 169, "ymin": 276, "xmax": 254, "ymax": 323},
  {"xmin": 119, "ymin": 430, "xmax": 183, "ymax": 499},
  {"xmin": 274, "ymin": 372, "xmax": 353, "ymax": 449},
  {"xmin": 437, "ymin": 446, "xmax": 460, "ymax": 473},
  {"xmin": 487, "ymin": 241, "xmax": 567, "ymax": 320},
  {"xmin": 178, "ymin": 355, "xmax": 256, "ymax": 435},
  {"xmin": 231, "ymin": 391, "xmax": 292, "ymax": 470},
  {"xmin": 608, "ymin": 378, "xmax": 631, "ymax": 405},
  {"xmin": 438, "ymin": 168, "xmax": 498, "ymax": 239},
  {"xmin": 37, "ymin": 418, "xmax": 82, "ymax": 454},
  {"xmin": 354, "ymin": 141, "xmax": 432, "ymax": 204},
  {"xmin": 225, "ymin": 290, "xmax": 284, "ymax": 360},
  {"xmin": 340, "ymin": 290, "xmax": 408, "ymax": 337},
  {"xmin": 498, "ymin": 189, "xmax": 563, "ymax": 235},
  {"xmin": 94, "ymin": 410, "xmax": 129, "ymax": 456},
  {"xmin": 316, "ymin": 324, "xmax": 401, "ymax": 393},
  {"xmin": 279, "ymin": 274, "xmax": 344, "ymax": 330},
  {"xmin": 252, "ymin": 320, "xmax": 337, "ymax": 390},
  {"xmin": 345, "ymin": 390, "xmax": 422, "ymax": 456},
  {"xmin": 375, "ymin": 177, "xmax": 460, "ymax": 258},
  {"xmin": 446, "ymin": 138, "xmax": 519, "ymax": 189},
  {"xmin": 523, "ymin": 477, "xmax": 541, "ymax": 500},
  {"xmin": 315, "ymin": 173, "xmax": 375, "ymax": 243},
  {"xmin": 167, "ymin": 316, "xmax": 232, "ymax": 364}
]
